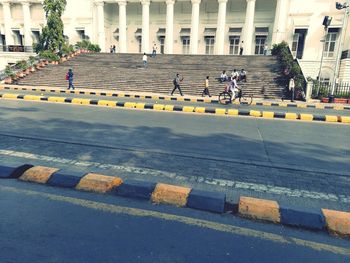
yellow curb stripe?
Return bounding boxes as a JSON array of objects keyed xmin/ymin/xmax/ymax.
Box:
[
  {"xmin": 98, "ymin": 100, "xmax": 117, "ymax": 107},
  {"xmin": 177, "ymin": 97, "xmax": 185, "ymax": 102},
  {"xmin": 300, "ymin": 113, "xmax": 314, "ymax": 121},
  {"xmin": 190, "ymin": 98, "xmax": 197, "ymax": 102},
  {"xmin": 195, "ymin": 107, "xmax": 206, "ymax": 113},
  {"xmin": 250, "ymin": 110, "xmax": 261, "ymax": 117},
  {"xmin": 227, "ymin": 109, "xmax": 239, "ymax": 115},
  {"xmin": 204, "ymin": 98, "xmax": 211, "ymax": 103},
  {"xmin": 183, "ymin": 106, "xmax": 194, "ymax": 112},
  {"xmin": 262, "ymin": 111, "xmax": 274, "ymax": 118},
  {"xmin": 23, "ymin": 95, "xmax": 42, "ymax": 101},
  {"xmin": 76, "ymin": 173, "xmax": 123, "ymax": 193},
  {"xmin": 315, "ymin": 104, "xmax": 325, "ymax": 109},
  {"xmin": 124, "ymin": 102, "xmax": 136, "ymax": 108},
  {"xmin": 135, "ymin": 103, "xmax": 145, "ymax": 109},
  {"xmin": 19, "ymin": 166, "xmax": 59, "ymax": 184},
  {"xmin": 322, "ymin": 209, "xmax": 350, "ymax": 237},
  {"xmin": 2, "ymin": 93, "xmax": 19, "ymax": 99},
  {"xmin": 164, "ymin": 105, "xmax": 174, "ymax": 111},
  {"xmin": 262, "ymin": 102, "xmax": 271, "ymax": 106},
  {"xmin": 47, "ymin": 96, "xmax": 66, "ymax": 103},
  {"xmin": 151, "ymin": 183, "xmax": 191, "ymax": 207},
  {"xmin": 153, "ymin": 104, "xmax": 165, "ymax": 110},
  {"xmin": 297, "ymin": 104, "xmax": 307, "ymax": 108},
  {"xmin": 325, "ymin": 115, "xmax": 338, "ymax": 123},
  {"xmin": 152, "ymin": 95, "xmax": 159, "ymax": 100},
  {"xmin": 285, "ymin": 113, "xmax": 298, "ymax": 120},
  {"xmin": 339, "ymin": 116, "xmax": 350, "ymax": 123},
  {"xmin": 164, "ymin": 97, "xmax": 171, "ymax": 101},
  {"xmin": 72, "ymin": 98, "xmax": 91, "ymax": 105},
  {"xmin": 334, "ymin": 105, "xmax": 344, "ymax": 110},
  {"xmin": 215, "ymin": 108, "xmax": 226, "ymax": 115},
  {"xmin": 238, "ymin": 196, "xmax": 281, "ymax": 223}
]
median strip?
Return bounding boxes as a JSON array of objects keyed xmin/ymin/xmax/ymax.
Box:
[
  {"xmin": 1, "ymin": 163, "xmax": 349, "ymax": 238},
  {"xmin": 1, "ymin": 93, "xmax": 349, "ymax": 124}
]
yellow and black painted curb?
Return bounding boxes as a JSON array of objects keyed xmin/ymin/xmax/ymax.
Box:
[
  {"xmin": 2, "ymin": 85, "xmax": 350, "ymax": 111},
  {"xmin": 1, "ymin": 163, "xmax": 350, "ymax": 238},
  {"xmin": 1, "ymin": 92, "xmax": 350, "ymax": 124}
]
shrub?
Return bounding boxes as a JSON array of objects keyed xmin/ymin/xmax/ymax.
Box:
[
  {"xmin": 28, "ymin": 56, "xmax": 36, "ymax": 67},
  {"xmin": 16, "ymin": 60, "xmax": 29, "ymax": 70},
  {"xmin": 5, "ymin": 65, "xmax": 15, "ymax": 78},
  {"xmin": 39, "ymin": 50, "xmax": 60, "ymax": 61}
]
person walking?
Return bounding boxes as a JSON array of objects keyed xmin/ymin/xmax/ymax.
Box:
[
  {"xmin": 171, "ymin": 73, "xmax": 184, "ymax": 96},
  {"xmin": 289, "ymin": 77, "xmax": 295, "ymax": 102},
  {"xmin": 143, "ymin": 53, "xmax": 148, "ymax": 68},
  {"xmin": 66, "ymin": 68, "xmax": 75, "ymax": 90},
  {"xmin": 152, "ymin": 44, "xmax": 157, "ymax": 57},
  {"xmin": 202, "ymin": 76, "xmax": 211, "ymax": 97},
  {"xmin": 113, "ymin": 45, "xmax": 116, "ymax": 53},
  {"xmin": 239, "ymin": 41, "xmax": 244, "ymax": 55},
  {"xmin": 110, "ymin": 45, "xmax": 114, "ymax": 53},
  {"xmin": 263, "ymin": 43, "xmax": 268, "ymax": 55}
]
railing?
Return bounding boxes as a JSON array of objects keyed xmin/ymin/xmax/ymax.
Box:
[
  {"xmin": 0, "ymin": 45, "xmax": 33, "ymax": 52},
  {"xmin": 312, "ymin": 82, "xmax": 350, "ymax": 98}
]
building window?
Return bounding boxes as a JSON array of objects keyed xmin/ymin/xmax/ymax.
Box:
[
  {"xmin": 205, "ymin": 36, "xmax": 215, "ymax": 55},
  {"xmin": 324, "ymin": 28, "xmax": 339, "ymax": 58},
  {"xmin": 291, "ymin": 29, "xmax": 307, "ymax": 59},
  {"xmin": 229, "ymin": 36, "xmax": 240, "ymax": 55},
  {"xmin": 255, "ymin": 36, "xmax": 266, "ymax": 55},
  {"xmin": 182, "ymin": 37, "xmax": 190, "ymax": 54},
  {"xmin": 159, "ymin": 37, "xmax": 165, "ymax": 54}
]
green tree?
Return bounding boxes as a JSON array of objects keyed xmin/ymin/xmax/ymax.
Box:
[{"xmin": 35, "ymin": 0, "xmax": 67, "ymax": 53}]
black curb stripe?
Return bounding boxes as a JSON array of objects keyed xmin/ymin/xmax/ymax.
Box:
[
  {"xmin": 324, "ymin": 106, "xmax": 333, "ymax": 109},
  {"xmin": 344, "ymin": 106, "xmax": 350, "ymax": 110},
  {"xmin": 145, "ymin": 96, "xmax": 152, "ymax": 99},
  {"xmin": 0, "ymin": 94, "xmax": 3, "ymax": 98},
  {"xmin": 116, "ymin": 101, "xmax": 125, "ymax": 107},
  {"xmin": 4, "ymin": 87, "xmax": 10, "ymax": 90},
  {"xmin": 22, "ymin": 88, "xmax": 27, "ymax": 91},
  {"xmin": 134, "ymin": 95, "xmax": 140, "ymax": 98},
  {"xmin": 64, "ymin": 98, "xmax": 72, "ymax": 103},
  {"xmin": 211, "ymin": 100, "xmax": 219, "ymax": 103},
  {"xmin": 184, "ymin": 98, "xmax": 191, "ymax": 102},
  {"xmin": 79, "ymin": 91, "xmax": 84, "ymax": 94},
  {"xmin": 307, "ymin": 105, "xmax": 316, "ymax": 108},
  {"xmin": 256, "ymin": 102, "xmax": 263, "ymax": 106},
  {"xmin": 171, "ymin": 97, "xmax": 177, "ymax": 101},
  {"xmin": 313, "ymin": 115, "xmax": 326, "ymax": 121},
  {"xmin": 50, "ymin": 90, "xmax": 55, "ymax": 92},
  {"xmin": 100, "ymin": 92, "xmax": 107, "ymax": 96},
  {"xmin": 125, "ymin": 94, "xmax": 131, "ymax": 97},
  {"xmin": 112, "ymin": 94, "xmax": 118, "ymax": 97},
  {"xmin": 14, "ymin": 87, "xmax": 18, "ymax": 90},
  {"xmin": 287, "ymin": 104, "xmax": 297, "ymax": 107},
  {"xmin": 205, "ymin": 108, "xmax": 216, "ymax": 114},
  {"xmin": 17, "ymin": 95, "xmax": 24, "ymax": 99},
  {"xmin": 274, "ymin": 112, "xmax": 286, "ymax": 118},
  {"xmin": 159, "ymin": 96, "xmax": 165, "ymax": 100},
  {"xmin": 238, "ymin": 110, "xmax": 250, "ymax": 116},
  {"xmin": 271, "ymin": 103, "xmax": 280, "ymax": 107},
  {"xmin": 90, "ymin": 92, "xmax": 96, "ymax": 95},
  {"xmin": 173, "ymin": 105, "xmax": 183, "ymax": 111},
  {"xmin": 89, "ymin": 100, "xmax": 99, "ymax": 105},
  {"xmin": 31, "ymin": 88, "xmax": 36, "ymax": 91},
  {"xmin": 60, "ymin": 90, "xmax": 65, "ymax": 93},
  {"xmin": 40, "ymin": 97, "xmax": 48, "ymax": 101},
  {"xmin": 144, "ymin": 104, "xmax": 154, "ymax": 109},
  {"xmin": 197, "ymin": 99, "xmax": 204, "ymax": 102}
]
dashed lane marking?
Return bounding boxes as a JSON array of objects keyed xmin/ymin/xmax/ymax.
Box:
[{"xmin": 1, "ymin": 149, "xmax": 349, "ymax": 204}]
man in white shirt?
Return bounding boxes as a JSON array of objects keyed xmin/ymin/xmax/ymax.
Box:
[
  {"xmin": 289, "ymin": 77, "xmax": 295, "ymax": 102},
  {"xmin": 143, "ymin": 53, "xmax": 147, "ymax": 68},
  {"xmin": 227, "ymin": 76, "xmax": 240, "ymax": 102}
]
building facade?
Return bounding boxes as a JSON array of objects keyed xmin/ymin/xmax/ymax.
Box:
[{"xmin": 1, "ymin": 0, "xmax": 350, "ymax": 82}]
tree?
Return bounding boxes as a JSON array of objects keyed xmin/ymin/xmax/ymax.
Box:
[{"xmin": 35, "ymin": 0, "xmax": 67, "ymax": 53}]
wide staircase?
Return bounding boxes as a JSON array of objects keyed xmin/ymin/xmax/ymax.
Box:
[{"xmin": 17, "ymin": 53, "xmax": 285, "ymax": 98}]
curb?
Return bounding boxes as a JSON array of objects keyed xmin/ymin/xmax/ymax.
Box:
[
  {"xmin": 1, "ymin": 93, "xmax": 350, "ymax": 124},
  {"xmin": 2, "ymin": 85, "xmax": 350, "ymax": 111},
  {"xmin": 1, "ymin": 163, "xmax": 349, "ymax": 238}
]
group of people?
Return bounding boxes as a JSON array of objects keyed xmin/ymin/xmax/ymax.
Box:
[
  {"xmin": 110, "ymin": 45, "xmax": 117, "ymax": 53},
  {"xmin": 220, "ymin": 69, "xmax": 247, "ymax": 83}
]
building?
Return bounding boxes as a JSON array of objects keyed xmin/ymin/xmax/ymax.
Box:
[{"xmin": 1, "ymin": 0, "xmax": 349, "ymax": 82}]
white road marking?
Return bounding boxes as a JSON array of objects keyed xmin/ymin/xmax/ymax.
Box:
[{"xmin": 1, "ymin": 149, "xmax": 349, "ymax": 204}]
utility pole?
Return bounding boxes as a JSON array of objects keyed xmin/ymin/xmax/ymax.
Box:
[{"xmin": 330, "ymin": 1, "xmax": 350, "ymax": 102}]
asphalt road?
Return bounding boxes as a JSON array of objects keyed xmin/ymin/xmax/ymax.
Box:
[
  {"xmin": 1, "ymin": 179, "xmax": 349, "ymax": 263},
  {"xmin": 0, "ymin": 99, "xmax": 349, "ymax": 213},
  {"xmin": 2, "ymin": 88, "xmax": 350, "ymax": 116}
]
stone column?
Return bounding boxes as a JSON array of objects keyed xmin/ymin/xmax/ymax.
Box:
[
  {"xmin": 215, "ymin": 0, "xmax": 227, "ymax": 55},
  {"xmin": 141, "ymin": 0, "xmax": 150, "ymax": 53},
  {"xmin": 2, "ymin": 1, "xmax": 14, "ymax": 46},
  {"xmin": 21, "ymin": 0, "xmax": 33, "ymax": 50},
  {"xmin": 95, "ymin": 1, "xmax": 106, "ymax": 52},
  {"xmin": 165, "ymin": 0, "xmax": 175, "ymax": 54},
  {"xmin": 190, "ymin": 0, "xmax": 201, "ymax": 54},
  {"xmin": 272, "ymin": 0, "xmax": 289, "ymax": 44},
  {"xmin": 242, "ymin": 0, "xmax": 256, "ymax": 55},
  {"xmin": 118, "ymin": 0, "xmax": 127, "ymax": 53}
]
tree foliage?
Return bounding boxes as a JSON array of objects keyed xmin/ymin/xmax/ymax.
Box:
[
  {"xmin": 35, "ymin": 0, "xmax": 67, "ymax": 53},
  {"xmin": 271, "ymin": 41, "xmax": 305, "ymax": 90}
]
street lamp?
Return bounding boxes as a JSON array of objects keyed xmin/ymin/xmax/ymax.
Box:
[
  {"xmin": 317, "ymin": 16, "xmax": 332, "ymax": 96},
  {"xmin": 330, "ymin": 1, "xmax": 349, "ymax": 102}
]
